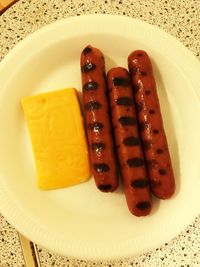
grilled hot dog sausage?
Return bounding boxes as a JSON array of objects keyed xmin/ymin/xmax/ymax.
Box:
[
  {"xmin": 81, "ymin": 45, "xmax": 118, "ymax": 192},
  {"xmin": 128, "ymin": 50, "xmax": 175, "ymax": 199},
  {"xmin": 107, "ymin": 67, "xmax": 152, "ymax": 216}
]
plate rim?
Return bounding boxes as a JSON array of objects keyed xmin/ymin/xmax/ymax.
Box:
[{"xmin": 0, "ymin": 14, "xmax": 200, "ymax": 261}]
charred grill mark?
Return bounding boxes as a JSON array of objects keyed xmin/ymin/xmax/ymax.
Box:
[
  {"xmin": 116, "ymin": 97, "xmax": 133, "ymax": 106},
  {"xmin": 84, "ymin": 101, "xmax": 101, "ymax": 111},
  {"xmin": 136, "ymin": 201, "xmax": 151, "ymax": 210},
  {"xmin": 123, "ymin": 136, "xmax": 140, "ymax": 146},
  {"xmin": 156, "ymin": 148, "xmax": 163, "ymax": 154},
  {"xmin": 91, "ymin": 142, "xmax": 106, "ymax": 152},
  {"xmin": 82, "ymin": 46, "xmax": 92, "ymax": 54},
  {"xmin": 81, "ymin": 62, "xmax": 96, "ymax": 72},
  {"xmin": 112, "ymin": 77, "xmax": 130, "ymax": 86},
  {"xmin": 159, "ymin": 169, "xmax": 166, "ymax": 175},
  {"xmin": 149, "ymin": 109, "xmax": 155, "ymax": 114},
  {"xmin": 118, "ymin": 116, "xmax": 137, "ymax": 126},
  {"xmin": 83, "ymin": 81, "xmax": 98, "ymax": 91},
  {"xmin": 98, "ymin": 184, "xmax": 112, "ymax": 191},
  {"xmin": 93, "ymin": 163, "xmax": 110, "ymax": 173},
  {"xmin": 87, "ymin": 122, "xmax": 103, "ymax": 132},
  {"xmin": 127, "ymin": 158, "xmax": 144, "ymax": 167},
  {"xmin": 153, "ymin": 129, "xmax": 159, "ymax": 134}
]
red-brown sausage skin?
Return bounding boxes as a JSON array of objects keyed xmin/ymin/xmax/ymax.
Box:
[
  {"xmin": 107, "ymin": 67, "xmax": 152, "ymax": 216},
  {"xmin": 128, "ymin": 50, "xmax": 175, "ymax": 199},
  {"xmin": 81, "ymin": 45, "xmax": 118, "ymax": 192}
]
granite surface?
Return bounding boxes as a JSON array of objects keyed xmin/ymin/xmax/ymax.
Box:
[{"xmin": 0, "ymin": 0, "xmax": 200, "ymax": 266}]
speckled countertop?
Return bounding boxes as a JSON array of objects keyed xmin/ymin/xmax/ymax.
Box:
[{"xmin": 0, "ymin": 0, "xmax": 200, "ymax": 266}]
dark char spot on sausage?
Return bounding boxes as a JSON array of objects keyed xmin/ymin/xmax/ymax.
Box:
[
  {"xmin": 88, "ymin": 122, "xmax": 103, "ymax": 132},
  {"xmin": 83, "ymin": 81, "xmax": 98, "ymax": 91},
  {"xmin": 141, "ymin": 71, "xmax": 147, "ymax": 76},
  {"xmin": 123, "ymin": 136, "xmax": 140, "ymax": 146},
  {"xmin": 81, "ymin": 62, "xmax": 96, "ymax": 72},
  {"xmin": 136, "ymin": 201, "xmax": 151, "ymax": 210},
  {"xmin": 112, "ymin": 77, "xmax": 130, "ymax": 86},
  {"xmin": 82, "ymin": 46, "xmax": 92, "ymax": 54},
  {"xmin": 159, "ymin": 169, "xmax": 166, "ymax": 175},
  {"xmin": 91, "ymin": 142, "xmax": 105, "ymax": 152},
  {"xmin": 156, "ymin": 148, "xmax": 163, "ymax": 154},
  {"xmin": 145, "ymin": 90, "xmax": 151, "ymax": 95},
  {"xmin": 137, "ymin": 53, "xmax": 143, "ymax": 57},
  {"xmin": 118, "ymin": 116, "xmax": 136, "ymax": 126},
  {"xmin": 131, "ymin": 179, "xmax": 148, "ymax": 188},
  {"xmin": 116, "ymin": 97, "xmax": 133, "ymax": 106},
  {"xmin": 147, "ymin": 159, "xmax": 158, "ymax": 169},
  {"xmin": 153, "ymin": 129, "xmax": 159, "ymax": 134},
  {"xmin": 149, "ymin": 109, "xmax": 155, "ymax": 114},
  {"xmin": 84, "ymin": 101, "xmax": 101, "ymax": 111},
  {"xmin": 127, "ymin": 158, "xmax": 144, "ymax": 167},
  {"xmin": 98, "ymin": 184, "xmax": 112, "ymax": 191},
  {"xmin": 93, "ymin": 163, "xmax": 110, "ymax": 173}
]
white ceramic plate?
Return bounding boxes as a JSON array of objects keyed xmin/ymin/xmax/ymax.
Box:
[{"xmin": 0, "ymin": 14, "xmax": 200, "ymax": 261}]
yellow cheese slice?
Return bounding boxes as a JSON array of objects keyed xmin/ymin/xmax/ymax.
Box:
[{"xmin": 21, "ymin": 88, "xmax": 91, "ymax": 190}]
